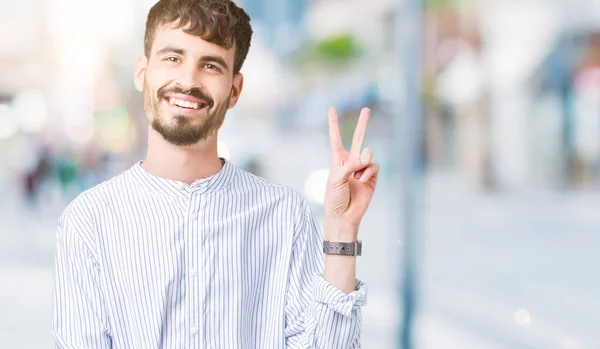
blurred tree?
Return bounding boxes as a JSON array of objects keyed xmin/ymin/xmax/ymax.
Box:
[
  {"xmin": 291, "ymin": 32, "xmax": 363, "ymax": 73},
  {"xmin": 313, "ymin": 34, "xmax": 362, "ymax": 62},
  {"xmin": 424, "ymin": 0, "xmax": 474, "ymax": 11}
]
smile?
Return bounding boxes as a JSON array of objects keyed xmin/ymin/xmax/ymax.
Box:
[{"xmin": 166, "ymin": 97, "xmax": 208, "ymax": 110}]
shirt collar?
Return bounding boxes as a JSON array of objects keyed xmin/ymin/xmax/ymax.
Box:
[{"xmin": 129, "ymin": 158, "xmax": 238, "ymax": 198}]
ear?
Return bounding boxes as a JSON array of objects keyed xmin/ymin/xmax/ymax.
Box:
[
  {"xmin": 133, "ymin": 54, "xmax": 148, "ymax": 92},
  {"xmin": 228, "ymin": 73, "xmax": 244, "ymax": 109}
]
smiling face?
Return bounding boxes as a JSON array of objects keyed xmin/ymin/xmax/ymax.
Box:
[{"xmin": 134, "ymin": 23, "xmax": 244, "ymax": 146}]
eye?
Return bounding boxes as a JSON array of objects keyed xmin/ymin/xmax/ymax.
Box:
[
  {"xmin": 204, "ymin": 63, "xmax": 220, "ymax": 71},
  {"xmin": 164, "ymin": 57, "xmax": 181, "ymax": 63}
]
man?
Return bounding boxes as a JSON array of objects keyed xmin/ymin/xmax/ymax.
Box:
[{"xmin": 52, "ymin": 0, "xmax": 379, "ymax": 348}]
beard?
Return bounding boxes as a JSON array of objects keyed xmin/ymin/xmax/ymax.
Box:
[{"xmin": 143, "ymin": 82, "xmax": 230, "ymax": 146}]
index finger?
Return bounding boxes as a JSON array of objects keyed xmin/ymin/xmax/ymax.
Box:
[
  {"xmin": 328, "ymin": 107, "xmax": 344, "ymax": 155},
  {"xmin": 350, "ymin": 107, "xmax": 371, "ymax": 157}
]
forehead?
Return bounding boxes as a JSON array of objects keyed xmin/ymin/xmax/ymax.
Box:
[{"xmin": 151, "ymin": 23, "xmax": 235, "ymax": 60}]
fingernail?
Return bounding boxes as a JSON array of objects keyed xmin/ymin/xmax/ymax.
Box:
[{"xmin": 360, "ymin": 153, "xmax": 369, "ymax": 164}]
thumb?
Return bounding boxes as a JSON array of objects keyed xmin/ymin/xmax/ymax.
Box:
[{"xmin": 330, "ymin": 149, "xmax": 373, "ymax": 184}]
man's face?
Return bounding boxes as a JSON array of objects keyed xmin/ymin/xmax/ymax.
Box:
[{"xmin": 134, "ymin": 23, "xmax": 243, "ymax": 146}]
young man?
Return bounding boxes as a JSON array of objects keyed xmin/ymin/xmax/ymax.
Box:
[{"xmin": 52, "ymin": 0, "xmax": 379, "ymax": 348}]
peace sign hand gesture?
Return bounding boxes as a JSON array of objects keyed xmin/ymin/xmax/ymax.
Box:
[{"xmin": 323, "ymin": 107, "xmax": 379, "ymax": 243}]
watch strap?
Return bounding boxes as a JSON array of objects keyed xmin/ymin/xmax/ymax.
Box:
[{"xmin": 323, "ymin": 240, "xmax": 362, "ymax": 256}]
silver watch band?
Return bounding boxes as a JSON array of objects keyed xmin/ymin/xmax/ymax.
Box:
[{"xmin": 322, "ymin": 240, "xmax": 362, "ymax": 256}]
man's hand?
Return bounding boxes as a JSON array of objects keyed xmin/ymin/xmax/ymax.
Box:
[{"xmin": 323, "ymin": 107, "xmax": 379, "ymax": 243}]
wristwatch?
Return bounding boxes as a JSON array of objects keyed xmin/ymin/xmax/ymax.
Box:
[{"xmin": 323, "ymin": 240, "xmax": 362, "ymax": 256}]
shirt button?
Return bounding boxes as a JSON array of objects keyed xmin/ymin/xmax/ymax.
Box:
[
  {"xmin": 191, "ymin": 213, "xmax": 198, "ymax": 221},
  {"xmin": 191, "ymin": 326, "xmax": 198, "ymax": 335},
  {"xmin": 190, "ymin": 268, "xmax": 197, "ymax": 277}
]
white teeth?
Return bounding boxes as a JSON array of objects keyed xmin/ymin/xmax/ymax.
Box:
[{"xmin": 169, "ymin": 98, "xmax": 201, "ymax": 109}]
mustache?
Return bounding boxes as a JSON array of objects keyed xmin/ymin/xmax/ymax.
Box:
[{"xmin": 157, "ymin": 86, "xmax": 214, "ymax": 108}]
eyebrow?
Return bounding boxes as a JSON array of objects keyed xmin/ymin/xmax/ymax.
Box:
[
  {"xmin": 155, "ymin": 46, "xmax": 230, "ymax": 71},
  {"xmin": 155, "ymin": 46, "xmax": 185, "ymax": 56}
]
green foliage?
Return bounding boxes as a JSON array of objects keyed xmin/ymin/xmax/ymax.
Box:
[
  {"xmin": 424, "ymin": 0, "xmax": 462, "ymax": 10},
  {"xmin": 313, "ymin": 33, "xmax": 362, "ymax": 62}
]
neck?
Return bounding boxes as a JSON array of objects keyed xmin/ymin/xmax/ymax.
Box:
[{"xmin": 142, "ymin": 127, "xmax": 223, "ymax": 184}]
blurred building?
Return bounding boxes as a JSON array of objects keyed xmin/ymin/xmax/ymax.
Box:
[{"xmin": 240, "ymin": 0, "xmax": 306, "ymax": 56}]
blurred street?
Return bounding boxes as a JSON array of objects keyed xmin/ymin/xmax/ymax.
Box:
[
  {"xmin": 419, "ymin": 177, "xmax": 600, "ymax": 349},
  {"xmin": 1, "ymin": 172, "xmax": 598, "ymax": 348}
]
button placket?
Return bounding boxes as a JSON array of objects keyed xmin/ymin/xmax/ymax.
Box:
[
  {"xmin": 189, "ymin": 192, "xmax": 201, "ymax": 347},
  {"xmin": 198, "ymin": 195, "xmax": 209, "ymax": 348}
]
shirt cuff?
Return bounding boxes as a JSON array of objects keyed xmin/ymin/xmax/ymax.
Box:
[{"xmin": 312, "ymin": 275, "xmax": 368, "ymax": 317}]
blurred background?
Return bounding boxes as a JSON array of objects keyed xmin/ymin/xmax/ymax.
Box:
[{"xmin": 1, "ymin": 0, "xmax": 600, "ymax": 347}]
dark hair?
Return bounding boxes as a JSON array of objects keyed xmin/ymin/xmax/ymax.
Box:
[{"xmin": 144, "ymin": 0, "xmax": 253, "ymax": 74}]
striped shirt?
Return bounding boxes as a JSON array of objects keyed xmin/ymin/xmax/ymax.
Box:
[{"xmin": 52, "ymin": 159, "xmax": 367, "ymax": 349}]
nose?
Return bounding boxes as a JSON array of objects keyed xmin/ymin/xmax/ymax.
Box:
[{"xmin": 175, "ymin": 61, "xmax": 203, "ymax": 91}]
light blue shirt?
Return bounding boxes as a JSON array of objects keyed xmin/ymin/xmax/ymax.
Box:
[{"xmin": 53, "ymin": 160, "xmax": 367, "ymax": 348}]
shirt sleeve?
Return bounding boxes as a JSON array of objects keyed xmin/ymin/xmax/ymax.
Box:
[
  {"xmin": 52, "ymin": 201, "xmax": 112, "ymax": 349},
  {"xmin": 284, "ymin": 200, "xmax": 367, "ymax": 348}
]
